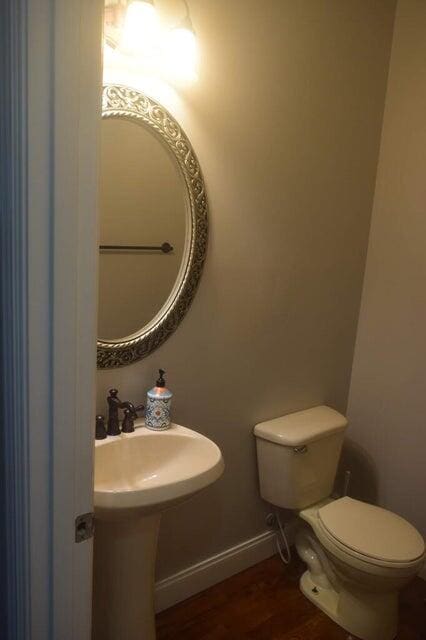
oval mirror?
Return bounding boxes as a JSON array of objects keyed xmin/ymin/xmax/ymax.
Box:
[{"xmin": 97, "ymin": 85, "xmax": 208, "ymax": 368}]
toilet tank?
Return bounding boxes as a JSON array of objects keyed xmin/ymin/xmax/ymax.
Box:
[{"xmin": 254, "ymin": 406, "xmax": 347, "ymax": 510}]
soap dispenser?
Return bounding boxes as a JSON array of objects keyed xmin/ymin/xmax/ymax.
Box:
[{"xmin": 145, "ymin": 369, "xmax": 173, "ymax": 430}]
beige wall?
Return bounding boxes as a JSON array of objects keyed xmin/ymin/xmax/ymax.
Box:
[
  {"xmin": 348, "ymin": 0, "xmax": 426, "ymax": 535},
  {"xmin": 99, "ymin": 0, "xmax": 396, "ymax": 580}
]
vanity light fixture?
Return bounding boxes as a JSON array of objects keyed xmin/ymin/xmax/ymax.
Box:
[
  {"xmin": 120, "ymin": 0, "xmax": 161, "ymax": 58},
  {"xmin": 104, "ymin": 0, "xmax": 198, "ymax": 84},
  {"xmin": 162, "ymin": 4, "xmax": 198, "ymax": 83}
]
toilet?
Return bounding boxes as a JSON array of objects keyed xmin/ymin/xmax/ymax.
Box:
[{"xmin": 254, "ymin": 406, "xmax": 425, "ymax": 640}]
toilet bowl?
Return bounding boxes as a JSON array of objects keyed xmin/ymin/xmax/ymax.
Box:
[
  {"xmin": 298, "ymin": 497, "xmax": 424, "ymax": 640},
  {"xmin": 254, "ymin": 406, "xmax": 425, "ymax": 640}
]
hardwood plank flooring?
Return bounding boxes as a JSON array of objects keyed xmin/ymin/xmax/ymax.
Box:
[{"xmin": 156, "ymin": 555, "xmax": 426, "ymax": 640}]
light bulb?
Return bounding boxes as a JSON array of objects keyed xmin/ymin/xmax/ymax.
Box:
[
  {"xmin": 162, "ymin": 26, "xmax": 198, "ymax": 83},
  {"xmin": 120, "ymin": 1, "xmax": 161, "ymax": 58}
]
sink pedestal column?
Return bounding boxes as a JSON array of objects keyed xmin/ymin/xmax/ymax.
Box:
[{"xmin": 92, "ymin": 512, "xmax": 161, "ymax": 640}]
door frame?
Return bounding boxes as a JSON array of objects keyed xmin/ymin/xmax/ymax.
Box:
[{"xmin": 1, "ymin": 1, "xmax": 103, "ymax": 638}]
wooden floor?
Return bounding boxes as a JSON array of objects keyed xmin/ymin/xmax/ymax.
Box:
[{"xmin": 156, "ymin": 555, "xmax": 426, "ymax": 640}]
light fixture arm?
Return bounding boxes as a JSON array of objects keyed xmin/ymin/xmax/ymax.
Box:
[{"xmin": 178, "ymin": 0, "xmax": 195, "ymax": 33}]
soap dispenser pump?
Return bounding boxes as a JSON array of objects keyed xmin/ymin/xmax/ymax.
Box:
[{"xmin": 145, "ymin": 369, "xmax": 173, "ymax": 430}]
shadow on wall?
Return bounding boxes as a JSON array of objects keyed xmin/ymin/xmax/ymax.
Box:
[{"xmin": 335, "ymin": 438, "xmax": 379, "ymax": 505}]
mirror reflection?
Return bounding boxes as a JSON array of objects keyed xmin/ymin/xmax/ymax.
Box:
[{"xmin": 98, "ymin": 117, "xmax": 187, "ymax": 340}]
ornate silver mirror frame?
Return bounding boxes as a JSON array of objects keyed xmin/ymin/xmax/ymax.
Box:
[{"xmin": 97, "ymin": 85, "xmax": 208, "ymax": 369}]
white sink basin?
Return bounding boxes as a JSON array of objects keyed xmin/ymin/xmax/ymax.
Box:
[
  {"xmin": 94, "ymin": 422, "xmax": 224, "ymax": 517},
  {"xmin": 92, "ymin": 421, "xmax": 224, "ymax": 640}
]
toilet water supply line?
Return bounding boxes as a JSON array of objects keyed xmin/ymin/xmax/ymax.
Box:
[{"xmin": 273, "ymin": 510, "xmax": 292, "ymax": 565}]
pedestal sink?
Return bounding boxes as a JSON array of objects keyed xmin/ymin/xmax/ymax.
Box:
[{"xmin": 92, "ymin": 421, "xmax": 224, "ymax": 640}]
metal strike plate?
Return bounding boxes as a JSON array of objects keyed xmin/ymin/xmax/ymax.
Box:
[{"xmin": 75, "ymin": 512, "xmax": 95, "ymax": 543}]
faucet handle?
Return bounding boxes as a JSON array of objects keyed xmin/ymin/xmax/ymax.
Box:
[
  {"xmin": 120, "ymin": 402, "xmax": 145, "ymax": 433},
  {"xmin": 95, "ymin": 415, "xmax": 107, "ymax": 440},
  {"xmin": 120, "ymin": 400, "xmax": 144, "ymax": 415},
  {"xmin": 121, "ymin": 408, "xmax": 135, "ymax": 433}
]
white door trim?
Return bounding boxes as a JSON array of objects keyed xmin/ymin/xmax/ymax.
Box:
[{"xmin": 1, "ymin": 1, "xmax": 103, "ymax": 638}]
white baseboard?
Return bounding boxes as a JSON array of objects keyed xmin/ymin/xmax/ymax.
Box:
[
  {"xmin": 155, "ymin": 525, "xmax": 426, "ymax": 612},
  {"xmin": 155, "ymin": 529, "xmax": 278, "ymax": 613}
]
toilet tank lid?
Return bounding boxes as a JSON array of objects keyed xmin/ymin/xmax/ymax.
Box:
[{"xmin": 254, "ymin": 406, "xmax": 347, "ymax": 446}]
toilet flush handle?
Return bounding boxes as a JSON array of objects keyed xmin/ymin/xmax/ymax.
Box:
[{"xmin": 293, "ymin": 445, "xmax": 308, "ymax": 454}]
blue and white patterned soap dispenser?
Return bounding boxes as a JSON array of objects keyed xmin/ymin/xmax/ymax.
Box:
[{"xmin": 145, "ymin": 369, "xmax": 173, "ymax": 430}]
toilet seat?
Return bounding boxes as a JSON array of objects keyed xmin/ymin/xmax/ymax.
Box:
[{"xmin": 318, "ymin": 497, "xmax": 425, "ymax": 568}]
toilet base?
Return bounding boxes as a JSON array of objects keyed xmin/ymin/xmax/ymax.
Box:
[
  {"xmin": 300, "ymin": 570, "xmax": 398, "ymax": 640},
  {"xmin": 300, "ymin": 571, "xmax": 340, "ymax": 625}
]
